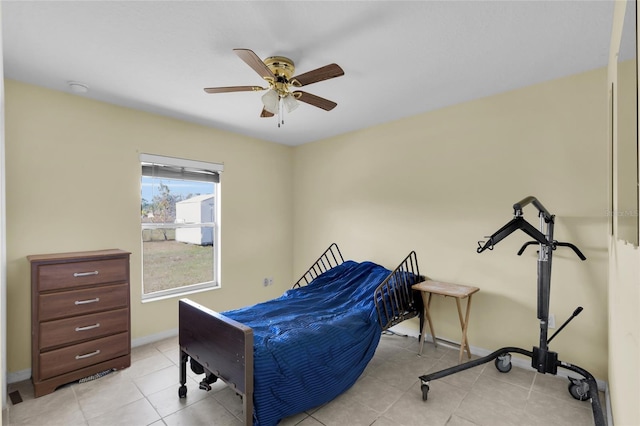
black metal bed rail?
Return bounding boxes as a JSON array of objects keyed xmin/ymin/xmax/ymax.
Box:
[
  {"xmin": 292, "ymin": 243, "xmax": 345, "ymax": 288},
  {"xmin": 374, "ymin": 250, "xmax": 424, "ymax": 330}
]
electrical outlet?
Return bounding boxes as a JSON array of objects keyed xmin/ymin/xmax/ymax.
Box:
[
  {"xmin": 548, "ymin": 314, "xmax": 556, "ymax": 329},
  {"xmin": 263, "ymin": 277, "xmax": 274, "ymax": 287}
]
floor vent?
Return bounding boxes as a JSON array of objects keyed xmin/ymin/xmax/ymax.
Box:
[
  {"xmin": 9, "ymin": 390, "xmax": 23, "ymax": 405},
  {"xmin": 78, "ymin": 369, "xmax": 115, "ymax": 383}
]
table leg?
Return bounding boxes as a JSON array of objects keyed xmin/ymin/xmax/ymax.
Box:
[
  {"xmin": 462, "ymin": 294, "xmax": 474, "ymax": 358},
  {"xmin": 455, "ymin": 295, "xmax": 474, "ymax": 363},
  {"xmin": 418, "ymin": 291, "xmax": 437, "ymax": 355},
  {"xmin": 426, "ymin": 293, "xmax": 437, "ymax": 348}
]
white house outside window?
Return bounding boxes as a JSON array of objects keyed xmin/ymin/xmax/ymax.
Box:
[{"xmin": 140, "ymin": 153, "xmax": 223, "ymax": 301}]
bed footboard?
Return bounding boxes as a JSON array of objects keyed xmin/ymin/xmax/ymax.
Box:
[
  {"xmin": 374, "ymin": 250, "xmax": 424, "ymax": 330},
  {"xmin": 178, "ymin": 299, "xmax": 253, "ymax": 425}
]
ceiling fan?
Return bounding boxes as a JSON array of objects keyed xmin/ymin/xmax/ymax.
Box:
[{"xmin": 204, "ymin": 48, "xmax": 344, "ymax": 123}]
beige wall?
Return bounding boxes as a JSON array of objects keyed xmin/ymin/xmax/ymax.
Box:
[
  {"xmin": 2, "ymin": 64, "xmax": 618, "ymax": 388},
  {"xmin": 293, "ymin": 67, "xmax": 609, "ymax": 380},
  {"xmin": 616, "ymin": 59, "xmax": 638, "ymax": 244},
  {"xmin": 607, "ymin": 1, "xmax": 640, "ymax": 424},
  {"xmin": 4, "ymin": 79, "xmax": 294, "ymax": 373},
  {"xmin": 608, "ymin": 239, "xmax": 639, "ymax": 425},
  {"xmin": 1, "ymin": 0, "xmax": 6, "ymax": 411}
]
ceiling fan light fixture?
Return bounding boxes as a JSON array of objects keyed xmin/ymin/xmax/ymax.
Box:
[
  {"xmin": 282, "ymin": 94, "xmax": 299, "ymax": 113},
  {"xmin": 261, "ymin": 89, "xmax": 279, "ymax": 114}
]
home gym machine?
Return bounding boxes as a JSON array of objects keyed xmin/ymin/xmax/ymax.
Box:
[{"xmin": 418, "ymin": 196, "xmax": 605, "ymax": 426}]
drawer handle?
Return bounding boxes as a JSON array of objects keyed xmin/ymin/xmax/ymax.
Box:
[
  {"xmin": 75, "ymin": 297, "xmax": 100, "ymax": 305},
  {"xmin": 73, "ymin": 271, "xmax": 99, "ymax": 277},
  {"xmin": 75, "ymin": 350, "xmax": 100, "ymax": 360},
  {"xmin": 75, "ymin": 323, "xmax": 100, "ymax": 332}
]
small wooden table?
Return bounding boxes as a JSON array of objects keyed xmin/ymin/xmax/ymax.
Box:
[{"xmin": 412, "ymin": 280, "xmax": 480, "ymax": 363}]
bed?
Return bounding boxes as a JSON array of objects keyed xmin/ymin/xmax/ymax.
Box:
[{"xmin": 178, "ymin": 243, "xmax": 424, "ymax": 425}]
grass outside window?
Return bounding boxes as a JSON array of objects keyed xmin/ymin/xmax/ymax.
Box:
[{"xmin": 142, "ymin": 229, "xmax": 215, "ymax": 296}]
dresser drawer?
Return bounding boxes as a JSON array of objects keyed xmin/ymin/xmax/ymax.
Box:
[
  {"xmin": 36, "ymin": 257, "xmax": 128, "ymax": 292},
  {"xmin": 39, "ymin": 332, "xmax": 129, "ymax": 380},
  {"xmin": 38, "ymin": 283, "xmax": 129, "ymax": 322},
  {"xmin": 39, "ymin": 308, "xmax": 129, "ymax": 350}
]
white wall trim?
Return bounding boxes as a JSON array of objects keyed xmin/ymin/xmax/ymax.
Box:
[
  {"xmin": 10, "ymin": 323, "xmax": 609, "ymax": 416},
  {"xmin": 7, "ymin": 369, "xmax": 30, "ymax": 385},
  {"xmin": 388, "ymin": 323, "xmax": 608, "ymax": 392},
  {"xmin": 1, "ymin": 0, "xmax": 7, "ymax": 411},
  {"xmin": 8, "ymin": 329, "xmax": 179, "ymax": 385},
  {"xmin": 131, "ymin": 328, "xmax": 178, "ymax": 348}
]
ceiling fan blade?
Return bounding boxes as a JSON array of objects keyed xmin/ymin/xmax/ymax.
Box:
[
  {"xmin": 260, "ymin": 107, "xmax": 275, "ymax": 118},
  {"xmin": 291, "ymin": 64, "xmax": 344, "ymax": 87},
  {"xmin": 293, "ymin": 91, "xmax": 337, "ymax": 111},
  {"xmin": 204, "ymin": 86, "xmax": 264, "ymax": 94},
  {"xmin": 233, "ymin": 48, "xmax": 275, "ymax": 80}
]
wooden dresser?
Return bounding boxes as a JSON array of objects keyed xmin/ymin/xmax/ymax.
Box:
[{"xmin": 28, "ymin": 249, "xmax": 131, "ymax": 397}]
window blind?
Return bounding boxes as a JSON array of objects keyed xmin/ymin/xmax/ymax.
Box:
[{"xmin": 140, "ymin": 153, "xmax": 223, "ymax": 183}]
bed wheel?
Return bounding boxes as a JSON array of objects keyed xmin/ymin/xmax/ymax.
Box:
[
  {"xmin": 568, "ymin": 378, "xmax": 590, "ymax": 401},
  {"xmin": 198, "ymin": 373, "xmax": 218, "ymax": 391},
  {"xmin": 178, "ymin": 385, "xmax": 187, "ymax": 398},
  {"xmin": 494, "ymin": 353, "xmax": 512, "ymax": 373},
  {"xmin": 421, "ymin": 383, "xmax": 430, "ymax": 401}
]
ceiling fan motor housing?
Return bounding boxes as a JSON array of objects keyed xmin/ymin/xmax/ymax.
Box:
[
  {"xmin": 264, "ymin": 56, "xmax": 300, "ymax": 95},
  {"xmin": 264, "ymin": 56, "xmax": 295, "ymax": 80}
]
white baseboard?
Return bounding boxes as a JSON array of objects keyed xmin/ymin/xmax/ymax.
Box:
[
  {"xmin": 7, "ymin": 369, "xmax": 30, "ymax": 385},
  {"xmin": 387, "ymin": 323, "xmax": 608, "ymax": 392},
  {"xmin": 9, "ymin": 324, "xmax": 609, "ymax": 400},
  {"xmin": 8, "ymin": 329, "xmax": 180, "ymax": 385},
  {"xmin": 131, "ymin": 328, "xmax": 178, "ymax": 348}
]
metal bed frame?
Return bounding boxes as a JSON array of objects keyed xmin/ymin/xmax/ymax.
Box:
[
  {"xmin": 291, "ymin": 242, "xmax": 345, "ymax": 288},
  {"xmin": 418, "ymin": 196, "xmax": 605, "ymax": 426},
  {"xmin": 178, "ymin": 243, "xmax": 424, "ymax": 424}
]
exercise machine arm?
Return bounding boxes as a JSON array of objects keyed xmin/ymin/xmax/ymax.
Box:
[
  {"xmin": 477, "ymin": 216, "xmax": 548, "ymax": 253},
  {"xmin": 517, "ymin": 240, "xmax": 587, "ymax": 261},
  {"xmin": 513, "ymin": 195, "xmax": 552, "ymax": 222}
]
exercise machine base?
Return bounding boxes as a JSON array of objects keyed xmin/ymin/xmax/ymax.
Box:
[{"xmin": 418, "ymin": 346, "xmax": 605, "ymax": 426}]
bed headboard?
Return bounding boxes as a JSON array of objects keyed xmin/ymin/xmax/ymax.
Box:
[
  {"xmin": 292, "ymin": 243, "xmax": 344, "ymax": 288},
  {"xmin": 374, "ymin": 250, "xmax": 424, "ymax": 330}
]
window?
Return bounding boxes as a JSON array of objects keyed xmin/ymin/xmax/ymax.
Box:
[{"xmin": 140, "ymin": 153, "xmax": 223, "ymax": 301}]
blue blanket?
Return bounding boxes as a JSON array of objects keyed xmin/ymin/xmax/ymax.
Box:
[{"xmin": 223, "ymin": 260, "xmax": 391, "ymax": 426}]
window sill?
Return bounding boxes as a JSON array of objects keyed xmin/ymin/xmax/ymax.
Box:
[{"xmin": 141, "ymin": 282, "xmax": 221, "ymax": 303}]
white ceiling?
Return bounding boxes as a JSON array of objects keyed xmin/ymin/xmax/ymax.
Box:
[{"xmin": 2, "ymin": 1, "xmax": 633, "ymax": 146}]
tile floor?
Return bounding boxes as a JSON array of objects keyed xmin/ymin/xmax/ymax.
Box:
[{"xmin": 5, "ymin": 333, "xmax": 605, "ymax": 425}]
